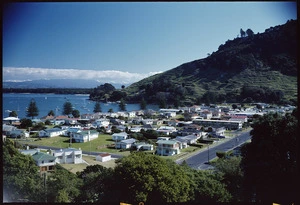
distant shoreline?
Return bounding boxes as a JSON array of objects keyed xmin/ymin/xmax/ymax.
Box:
[{"xmin": 3, "ymin": 88, "xmax": 92, "ymax": 95}]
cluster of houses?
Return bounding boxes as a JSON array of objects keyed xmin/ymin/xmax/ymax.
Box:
[{"xmin": 3, "ymin": 103, "xmax": 296, "ymax": 159}]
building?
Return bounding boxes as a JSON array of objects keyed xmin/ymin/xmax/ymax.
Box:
[
  {"xmin": 20, "ymin": 149, "xmax": 56, "ymax": 173},
  {"xmin": 96, "ymin": 153, "xmax": 111, "ymax": 162},
  {"xmin": 72, "ymin": 130, "xmax": 99, "ymax": 142},
  {"xmin": 115, "ymin": 138, "xmax": 136, "ymax": 149},
  {"xmin": 193, "ymin": 119, "xmax": 243, "ymax": 130},
  {"xmin": 94, "ymin": 119, "xmax": 110, "ymax": 128},
  {"xmin": 157, "ymin": 126, "xmax": 177, "ymax": 135},
  {"xmin": 51, "ymin": 148, "xmax": 83, "ymax": 164},
  {"xmin": 112, "ymin": 132, "xmax": 128, "ymax": 141},
  {"xmin": 156, "ymin": 139, "xmax": 180, "ymax": 156},
  {"xmin": 132, "ymin": 142, "xmax": 154, "ymax": 151},
  {"xmin": 39, "ymin": 128, "xmax": 65, "ymax": 138}
]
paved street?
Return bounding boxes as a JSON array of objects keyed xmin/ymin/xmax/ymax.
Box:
[{"xmin": 176, "ymin": 129, "xmax": 252, "ymax": 170}]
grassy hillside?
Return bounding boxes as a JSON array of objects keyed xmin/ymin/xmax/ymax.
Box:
[{"xmin": 125, "ymin": 20, "xmax": 297, "ymax": 106}]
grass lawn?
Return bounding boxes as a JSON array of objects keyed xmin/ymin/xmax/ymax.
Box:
[
  {"xmin": 18, "ymin": 134, "xmax": 131, "ymax": 156},
  {"xmin": 60, "ymin": 155, "xmax": 118, "ymax": 174}
]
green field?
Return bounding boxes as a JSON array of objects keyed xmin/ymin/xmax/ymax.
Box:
[{"xmin": 18, "ymin": 134, "xmax": 131, "ymax": 156}]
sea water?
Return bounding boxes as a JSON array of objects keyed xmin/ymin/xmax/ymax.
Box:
[{"xmin": 2, "ymin": 93, "xmax": 159, "ymax": 119}]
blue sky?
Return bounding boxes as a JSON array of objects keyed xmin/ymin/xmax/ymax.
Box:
[{"xmin": 3, "ymin": 2, "xmax": 297, "ymax": 84}]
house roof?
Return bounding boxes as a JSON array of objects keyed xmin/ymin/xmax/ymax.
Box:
[
  {"xmin": 32, "ymin": 152, "xmax": 56, "ymax": 161},
  {"xmin": 43, "ymin": 128, "xmax": 63, "ymax": 133},
  {"xmin": 119, "ymin": 138, "xmax": 136, "ymax": 144},
  {"xmin": 112, "ymin": 132, "xmax": 128, "ymax": 137},
  {"xmin": 99, "ymin": 153, "xmax": 111, "ymax": 157},
  {"xmin": 156, "ymin": 139, "xmax": 178, "ymax": 145}
]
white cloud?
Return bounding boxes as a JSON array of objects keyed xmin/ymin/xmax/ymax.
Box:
[{"xmin": 2, "ymin": 67, "xmax": 162, "ymax": 84}]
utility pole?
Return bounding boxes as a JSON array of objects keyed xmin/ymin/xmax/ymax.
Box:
[
  {"xmin": 44, "ymin": 172, "xmax": 47, "ymax": 202},
  {"xmin": 207, "ymin": 144, "xmax": 210, "ymax": 164}
]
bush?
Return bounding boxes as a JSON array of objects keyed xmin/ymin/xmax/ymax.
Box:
[{"xmin": 216, "ymin": 151, "xmax": 226, "ymax": 159}]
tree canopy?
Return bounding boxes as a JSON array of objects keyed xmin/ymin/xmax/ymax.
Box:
[
  {"xmin": 26, "ymin": 98, "xmax": 39, "ymax": 119},
  {"xmin": 93, "ymin": 102, "xmax": 102, "ymax": 113},
  {"xmin": 3, "ymin": 139, "xmax": 43, "ymax": 202},
  {"xmin": 241, "ymin": 111, "xmax": 298, "ymax": 203},
  {"xmin": 63, "ymin": 101, "xmax": 73, "ymax": 115}
]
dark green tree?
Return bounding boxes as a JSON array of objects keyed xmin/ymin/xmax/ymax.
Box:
[
  {"xmin": 93, "ymin": 102, "xmax": 102, "ymax": 113},
  {"xmin": 240, "ymin": 28, "xmax": 246, "ymax": 37},
  {"xmin": 76, "ymin": 165, "xmax": 115, "ymax": 203},
  {"xmin": 26, "ymin": 98, "xmax": 39, "ymax": 119},
  {"xmin": 3, "ymin": 139, "xmax": 44, "ymax": 202},
  {"xmin": 9, "ymin": 110, "xmax": 18, "ymax": 117},
  {"xmin": 108, "ymin": 108, "xmax": 114, "ymax": 113},
  {"xmin": 213, "ymin": 156, "xmax": 244, "ymax": 202},
  {"xmin": 246, "ymin": 28, "xmax": 254, "ymax": 37},
  {"xmin": 140, "ymin": 98, "xmax": 147, "ymax": 110},
  {"xmin": 114, "ymin": 152, "xmax": 192, "ymax": 204},
  {"xmin": 48, "ymin": 110, "xmax": 55, "ymax": 116},
  {"xmin": 46, "ymin": 164, "xmax": 82, "ymax": 202},
  {"xmin": 119, "ymin": 98, "xmax": 126, "ymax": 111},
  {"xmin": 63, "ymin": 101, "xmax": 73, "ymax": 115},
  {"xmin": 241, "ymin": 112, "xmax": 298, "ymax": 203},
  {"xmin": 72, "ymin": 109, "xmax": 80, "ymax": 118},
  {"xmin": 180, "ymin": 164, "xmax": 232, "ymax": 203},
  {"xmin": 20, "ymin": 118, "xmax": 33, "ymax": 129}
]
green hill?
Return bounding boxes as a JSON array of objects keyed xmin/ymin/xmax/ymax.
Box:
[{"xmin": 124, "ymin": 20, "xmax": 297, "ymax": 106}]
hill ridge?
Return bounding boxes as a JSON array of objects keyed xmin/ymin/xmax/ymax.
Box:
[{"xmin": 124, "ymin": 19, "xmax": 297, "ymax": 106}]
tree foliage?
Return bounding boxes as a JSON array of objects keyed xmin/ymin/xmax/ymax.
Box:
[
  {"xmin": 241, "ymin": 111, "xmax": 298, "ymax": 203},
  {"xmin": 20, "ymin": 118, "xmax": 33, "ymax": 129},
  {"xmin": 93, "ymin": 101, "xmax": 102, "ymax": 113},
  {"xmin": 76, "ymin": 165, "xmax": 115, "ymax": 203},
  {"xmin": 140, "ymin": 98, "xmax": 147, "ymax": 110},
  {"xmin": 118, "ymin": 98, "xmax": 126, "ymax": 111},
  {"xmin": 113, "ymin": 152, "xmax": 192, "ymax": 203},
  {"xmin": 89, "ymin": 83, "xmax": 116, "ymax": 101},
  {"xmin": 3, "ymin": 139, "xmax": 44, "ymax": 202},
  {"xmin": 48, "ymin": 110, "xmax": 55, "ymax": 116},
  {"xmin": 72, "ymin": 109, "xmax": 80, "ymax": 118},
  {"xmin": 9, "ymin": 110, "xmax": 18, "ymax": 117},
  {"xmin": 46, "ymin": 165, "xmax": 82, "ymax": 203},
  {"xmin": 63, "ymin": 101, "xmax": 73, "ymax": 115},
  {"xmin": 240, "ymin": 28, "xmax": 246, "ymax": 37},
  {"xmin": 246, "ymin": 28, "xmax": 254, "ymax": 37},
  {"xmin": 213, "ymin": 156, "xmax": 244, "ymax": 202},
  {"xmin": 26, "ymin": 98, "xmax": 39, "ymax": 119}
]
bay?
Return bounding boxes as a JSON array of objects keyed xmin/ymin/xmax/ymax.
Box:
[{"xmin": 2, "ymin": 93, "xmax": 159, "ymax": 119}]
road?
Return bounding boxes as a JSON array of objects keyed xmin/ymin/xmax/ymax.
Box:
[{"xmin": 176, "ymin": 129, "xmax": 252, "ymax": 170}]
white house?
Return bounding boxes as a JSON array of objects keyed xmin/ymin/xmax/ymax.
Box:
[
  {"xmin": 141, "ymin": 119, "xmax": 153, "ymax": 125},
  {"xmin": 39, "ymin": 128, "xmax": 65, "ymax": 138},
  {"xmin": 20, "ymin": 149, "xmax": 56, "ymax": 173},
  {"xmin": 130, "ymin": 126, "xmax": 142, "ymax": 133},
  {"xmin": 156, "ymin": 139, "xmax": 180, "ymax": 156},
  {"xmin": 72, "ymin": 130, "xmax": 99, "ymax": 143},
  {"xmin": 199, "ymin": 110, "xmax": 213, "ymax": 120},
  {"xmin": 51, "ymin": 148, "xmax": 82, "ymax": 164},
  {"xmin": 132, "ymin": 142, "xmax": 154, "ymax": 151},
  {"xmin": 96, "ymin": 153, "xmax": 111, "ymax": 162},
  {"xmin": 112, "ymin": 132, "xmax": 128, "ymax": 141},
  {"xmin": 115, "ymin": 138, "xmax": 136, "ymax": 149},
  {"xmin": 127, "ymin": 111, "xmax": 136, "ymax": 118},
  {"xmin": 176, "ymin": 134, "xmax": 199, "ymax": 144},
  {"xmin": 157, "ymin": 126, "xmax": 177, "ymax": 135},
  {"xmin": 94, "ymin": 119, "xmax": 110, "ymax": 128}
]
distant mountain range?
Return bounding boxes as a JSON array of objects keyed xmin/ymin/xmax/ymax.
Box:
[
  {"xmin": 124, "ymin": 19, "xmax": 297, "ymax": 106},
  {"xmin": 3, "ymin": 79, "xmax": 129, "ymax": 89}
]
